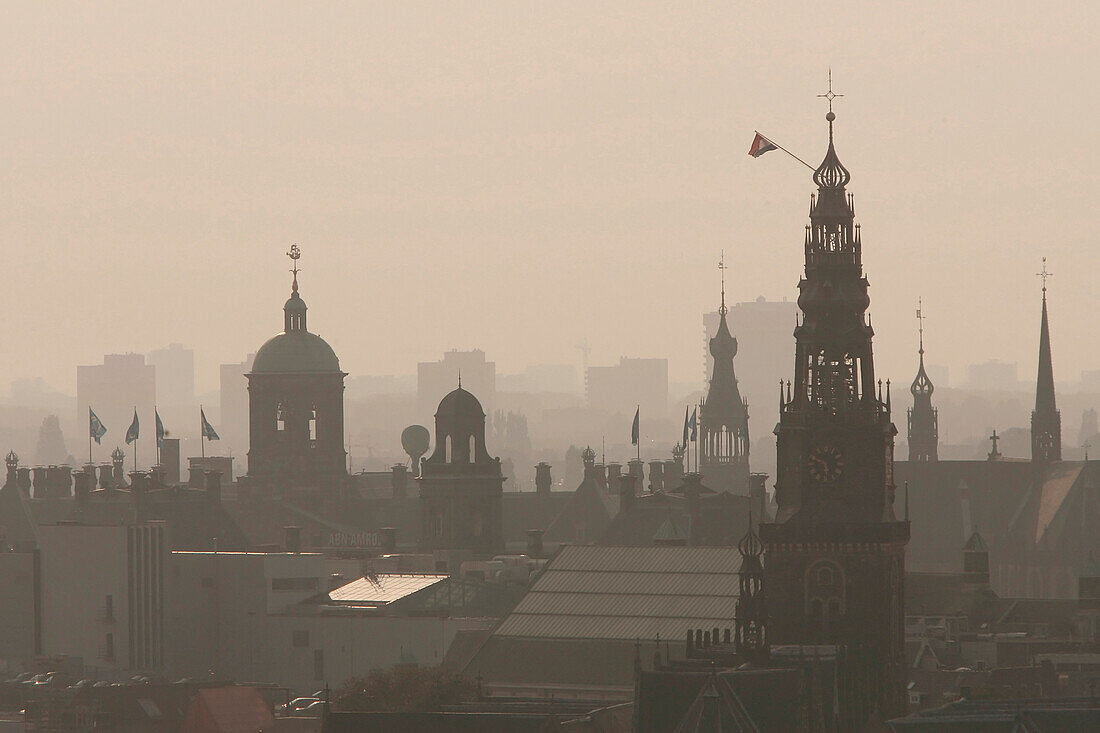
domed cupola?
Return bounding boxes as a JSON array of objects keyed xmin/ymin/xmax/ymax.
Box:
[
  {"xmin": 252, "ymin": 245, "xmax": 341, "ymax": 375},
  {"xmin": 425, "ymin": 383, "xmax": 494, "ymax": 466}
]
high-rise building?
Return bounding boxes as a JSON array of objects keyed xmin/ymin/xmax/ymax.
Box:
[
  {"xmin": 586, "ymin": 357, "xmax": 668, "ymax": 418},
  {"xmin": 76, "ymin": 354, "xmax": 156, "ymax": 464},
  {"xmin": 246, "ymin": 248, "xmax": 346, "ymax": 490},
  {"xmin": 147, "ymin": 343, "xmax": 195, "ymax": 407},
  {"xmin": 418, "ymin": 349, "xmax": 495, "ymax": 419},
  {"xmin": 219, "ymin": 353, "xmax": 255, "ymax": 457},
  {"xmin": 760, "ymin": 104, "xmax": 909, "ymax": 722}
]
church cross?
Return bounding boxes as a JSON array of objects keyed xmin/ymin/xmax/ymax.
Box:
[
  {"xmin": 1037, "ymin": 257, "xmax": 1052, "ymax": 293},
  {"xmin": 817, "ymin": 69, "xmax": 844, "ymax": 114},
  {"xmin": 990, "ymin": 430, "xmax": 1000, "ymax": 454}
]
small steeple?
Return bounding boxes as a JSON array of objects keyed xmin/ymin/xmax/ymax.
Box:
[
  {"xmin": 734, "ymin": 512, "xmax": 768, "ymax": 659},
  {"xmin": 907, "ymin": 298, "xmax": 938, "ymax": 461},
  {"xmin": 283, "ymin": 245, "xmax": 308, "ymax": 333},
  {"xmin": 1031, "ymin": 258, "xmax": 1061, "ymax": 463}
]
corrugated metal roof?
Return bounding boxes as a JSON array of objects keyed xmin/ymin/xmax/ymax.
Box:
[
  {"xmin": 329, "ymin": 573, "xmax": 449, "ymax": 605},
  {"xmin": 491, "ymin": 544, "xmax": 741, "ymax": 642}
]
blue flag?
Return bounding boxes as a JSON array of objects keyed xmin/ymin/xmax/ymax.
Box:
[
  {"xmin": 631, "ymin": 407, "xmax": 640, "ymax": 446},
  {"xmin": 201, "ymin": 409, "xmax": 220, "ymax": 441},
  {"xmin": 681, "ymin": 405, "xmax": 690, "ymax": 446},
  {"xmin": 155, "ymin": 409, "xmax": 167, "ymax": 448},
  {"xmin": 89, "ymin": 408, "xmax": 107, "ymax": 445},
  {"xmin": 125, "ymin": 410, "xmax": 139, "ymax": 445},
  {"xmin": 689, "ymin": 407, "xmax": 698, "ymax": 441}
]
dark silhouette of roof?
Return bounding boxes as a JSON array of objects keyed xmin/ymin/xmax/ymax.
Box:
[
  {"xmin": 252, "ymin": 329, "xmax": 340, "ymax": 373},
  {"xmin": 180, "ymin": 686, "xmax": 274, "ymax": 733},
  {"xmin": 436, "ymin": 386, "xmax": 485, "ymax": 418}
]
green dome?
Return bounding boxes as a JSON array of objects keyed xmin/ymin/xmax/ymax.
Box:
[{"xmin": 252, "ymin": 330, "xmax": 341, "ymax": 374}]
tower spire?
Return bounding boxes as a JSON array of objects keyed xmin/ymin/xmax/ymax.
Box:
[
  {"xmin": 282, "ymin": 245, "xmax": 307, "ymax": 332},
  {"xmin": 718, "ymin": 251, "xmax": 727, "ymax": 316},
  {"xmin": 908, "ymin": 298, "xmax": 938, "ymax": 461},
  {"xmin": 1032, "ymin": 258, "xmax": 1060, "ymax": 462}
]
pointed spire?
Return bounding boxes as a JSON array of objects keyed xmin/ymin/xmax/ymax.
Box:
[{"xmin": 1032, "ymin": 258, "xmax": 1061, "ymax": 462}]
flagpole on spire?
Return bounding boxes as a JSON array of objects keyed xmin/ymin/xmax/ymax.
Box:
[
  {"xmin": 88, "ymin": 408, "xmax": 92, "ymax": 466},
  {"xmin": 750, "ymin": 131, "xmax": 815, "ymax": 171},
  {"xmin": 200, "ymin": 405, "xmax": 206, "ymax": 459}
]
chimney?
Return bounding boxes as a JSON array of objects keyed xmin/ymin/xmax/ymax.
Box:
[
  {"xmin": 664, "ymin": 457, "xmax": 684, "ymax": 492},
  {"xmin": 16, "ymin": 467, "xmax": 31, "ymax": 496},
  {"xmin": 648, "ymin": 461, "xmax": 665, "ymax": 492},
  {"xmin": 129, "ymin": 471, "xmax": 148, "ymax": 496},
  {"xmin": 535, "ymin": 462, "xmax": 551, "ymax": 498},
  {"xmin": 31, "ymin": 467, "xmax": 46, "ymax": 497},
  {"xmin": 284, "ymin": 525, "xmax": 302, "ymax": 553},
  {"xmin": 379, "ymin": 527, "xmax": 397, "ymax": 553},
  {"xmin": 73, "ymin": 469, "xmax": 91, "ymax": 507},
  {"xmin": 204, "ymin": 470, "xmax": 223, "ymax": 504},
  {"xmin": 46, "ymin": 466, "xmax": 63, "ymax": 498},
  {"xmin": 619, "ymin": 473, "xmax": 637, "ymax": 514},
  {"xmin": 57, "ymin": 466, "xmax": 72, "ymax": 497},
  {"xmin": 606, "ymin": 463, "xmax": 622, "ymax": 495},
  {"xmin": 161, "ymin": 438, "xmax": 181, "ymax": 485},
  {"xmin": 526, "ymin": 528, "xmax": 545, "ymax": 556},
  {"xmin": 98, "ymin": 464, "xmax": 113, "ymax": 490},
  {"xmin": 188, "ymin": 467, "xmax": 204, "ymax": 489},
  {"xmin": 391, "ymin": 464, "xmax": 408, "ymax": 500},
  {"xmin": 627, "ymin": 459, "xmax": 644, "ymax": 492},
  {"xmin": 686, "ymin": 629, "xmax": 694, "ymax": 655}
]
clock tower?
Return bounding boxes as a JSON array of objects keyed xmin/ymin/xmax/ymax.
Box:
[{"xmin": 759, "ymin": 94, "xmax": 909, "ymax": 725}]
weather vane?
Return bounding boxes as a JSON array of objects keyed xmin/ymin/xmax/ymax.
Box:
[
  {"xmin": 817, "ymin": 69, "xmax": 844, "ymax": 116},
  {"xmin": 916, "ymin": 297, "xmax": 924, "ymax": 354},
  {"xmin": 1037, "ymin": 257, "xmax": 1052, "ymax": 294},
  {"xmin": 287, "ymin": 244, "xmax": 301, "ymax": 291},
  {"xmin": 718, "ymin": 251, "xmax": 728, "ymax": 315}
]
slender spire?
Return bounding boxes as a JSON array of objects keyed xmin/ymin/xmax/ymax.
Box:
[
  {"xmin": 282, "ymin": 245, "xmax": 308, "ymax": 332},
  {"xmin": 287, "ymin": 244, "xmax": 301, "ymax": 295},
  {"xmin": 718, "ymin": 251, "xmax": 727, "ymax": 316},
  {"xmin": 1032, "ymin": 258, "xmax": 1061, "ymax": 462},
  {"xmin": 908, "ymin": 298, "xmax": 938, "ymax": 461}
]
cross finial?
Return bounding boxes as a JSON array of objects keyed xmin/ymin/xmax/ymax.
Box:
[
  {"xmin": 1084, "ymin": 441, "xmax": 1091, "ymax": 461},
  {"xmin": 287, "ymin": 244, "xmax": 302, "ymax": 293},
  {"xmin": 1037, "ymin": 257, "xmax": 1052, "ymax": 296},
  {"xmin": 817, "ymin": 68, "xmax": 844, "ymax": 118},
  {"xmin": 718, "ymin": 251, "xmax": 728, "ymax": 315}
]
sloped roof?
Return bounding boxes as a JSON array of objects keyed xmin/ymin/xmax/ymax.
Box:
[
  {"xmin": 598, "ymin": 491, "xmax": 752, "ymax": 547},
  {"xmin": 329, "ymin": 573, "xmax": 449, "ymax": 606},
  {"xmin": 493, "ymin": 544, "xmax": 740, "ymax": 642},
  {"xmin": 672, "ymin": 673, "xmax": 761, "ymax": 733},
  {"xmin": 181, "ymin": 687, "xmax": 274, "ymax": 733}
]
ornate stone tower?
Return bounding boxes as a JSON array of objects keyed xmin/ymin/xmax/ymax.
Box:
[
  {"xmin": 417, "ymin": 384, "xmax": 505, "ymax": 555},
  {"xmin": 759, "ymin": 96, "xmax": 909, "ymax": 724},
  {"xmin": 246, "ymin": 247, "xmax": 347, "ymax": 489},
  {"xmin": 734, "ymin": 516, "xmax": 767, "ymax": 660},
  {"xmin": 907, "ymin": 300, "xmax": 938, "ymax": 461},
  {"xmin": 1031, "ymin": 260, "xmax": 1061, "ymax": 463},
  {"xmin": 699, "ymin": 256, "xmax": 751, "ymax": 494}
]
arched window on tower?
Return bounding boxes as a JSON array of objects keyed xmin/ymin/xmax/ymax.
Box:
[
  {"xmin": 469, "ymin": 435, "xmax": 476, "ymax": 464},
  {"xmin": 276, "ymin": 403, "xmax": 286, "ymax": 432},
  {"xmin": 445, "ymin": 435, "xmax": 452, "ymax": 463}
]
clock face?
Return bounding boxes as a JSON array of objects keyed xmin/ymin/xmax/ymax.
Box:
[{"xmin": 809, "ymin": 445, "xmax": 844, "ymax": 482}]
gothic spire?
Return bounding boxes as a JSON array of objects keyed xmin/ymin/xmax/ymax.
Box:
[
  {"xmin": 908, "ymin": 299, "xmax": 938, "ymax": 461},
  {"xmin": 1032, "ymin": 259, "xmax": 1060, "ymax": 462}
]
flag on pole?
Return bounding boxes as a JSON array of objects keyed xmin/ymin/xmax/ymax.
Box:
[
  {"xmin": 631, "ymin": 407, "xmax": 640, "ymax": 446},
  {"xmin": 689, "ymin": 407, "xmax": 698, "ymax": 441},
  {"xmin": 748, "ymin": 132, "xmax": 778, "ymax": 158},
  {"xmin": 155, "ymin": 410, "xmax": 167, "ymax": 448},
  {"xmin": 125, "ymin": 410, "xmax": 140, "ymax": 445},
  {"xmin": 681, "ymin": 405, "xmax": 690, "ymax": 447},
  {"xmin": 201, "ymin": 409, "xmax": 220, "ymax": 441},
  {"xmin": 89, "ymin": 408, "xmax": 107, "ymax": 445}
]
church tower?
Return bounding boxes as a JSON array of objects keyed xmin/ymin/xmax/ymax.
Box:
[
  {"xmin": 734, "ymin": 516, "xmax": 767, "ymax": 660},
  {"xmin": 1031, "ymin": 260, "xmax": 1061, "ymax": 463},
  {"xmin": 246, "ymin": 247, "xmax": 347, "ymax": 490},
  {"xmin": 759, "ymin": 94, "xmax": 909, "ymax": 723},
  {"xmin": 417, "ymin": 384, "xmax": 505, "ymax": 555},
  {"xmin": 907, "ymin": 300, "xmax": 938, "ymax": 461},
  {"xmin": 699, "ymin": 256, "xmax": 751, "ymax": 494}
]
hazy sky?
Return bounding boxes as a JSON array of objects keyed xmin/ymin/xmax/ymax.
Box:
[{"xmin": 2, "ymin": 2, "xmax": 1097, "ymax": 395}]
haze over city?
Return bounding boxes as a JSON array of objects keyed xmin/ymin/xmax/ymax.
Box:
[{"xmin": 1, "ymin": 1, "xmax": 1096, "ymax": 394}]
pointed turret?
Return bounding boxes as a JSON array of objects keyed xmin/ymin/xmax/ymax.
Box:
[
  {"xmin": 734, "ymin": 514, "xmax": 767, "ymax": 659},
  {"xmin": 907, "ymin": 300, "xmax": 938, "ymax": 461},
  {"xmin": 1031, "ymin": 260, "xmax": 1061, "ymax": 463}
]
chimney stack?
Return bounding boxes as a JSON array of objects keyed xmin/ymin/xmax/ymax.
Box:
[
  {"xmin": 57, "ymin": 466, "xmax": 72, "ymax": 497},
  {"xmin": 535, "ymin": 462, "xmax": 552, "ymax": 498},
  {"xmin": 648, "ymin": 461, "xmax": 665, "ymax": 492},
  {"xmin": 204, "ymin": 470, "xmax": 223, "ymax": 504},
  {"xmin": 391, "ymin": 464, "xmax": 408, "ymax": 500},
  {"xmin": 619, "ymin": 473, "xmax": 637, "ymax": 515},
  {"xmin": 526, "ymin": 528, "xmax": 545, "ymax": 556},
  {"xmin": 606, "ymin": 463, "xmax": 622, "ymax": 495},
  {"xmin": 73, "ymin": 469, "xmax": 91, "ymax": 507},
  {"xmin": 188, "ymin": 467, "xmax": 204, "ymax": 489},
  {"xmin": 16, "ymin": 467, "xmax": 31, "ymax": 496},
  {"xmin": 31, "ymin": 467, "xmax": 46, "ymax": 497},
  {"xmin": 129, "ymin": 471, "xmax": 148, "ymax": 496},
  {"xmin": 284, "ymin": 525, "xmax": 302, "ymax": 553},
  {"xmin": 379, "ymin": 527, "xmax": 397, "ymax": 553},
  {"xmin": 98, "ymin": 464, "xmax": 113, "ymax": 490},
  {"xmin": 627, "ymin": 459, "xmax": 644, "ymax": 493}
]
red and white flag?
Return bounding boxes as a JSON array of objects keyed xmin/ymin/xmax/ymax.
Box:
[{"xmin": 748, "ymin": 132, "xmax": 778, "ymax": 158}]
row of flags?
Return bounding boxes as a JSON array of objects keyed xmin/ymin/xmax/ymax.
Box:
[{"xmin": 88, "ymin": 407, "xmax": 219, "ymax": 446}]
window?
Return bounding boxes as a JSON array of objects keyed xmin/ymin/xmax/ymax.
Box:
[
  {"xmin": 469, "ymin": 435, "xmax": 476, "ymax": 463},
  {"xmin": 308, "ymin": 407, "xmax": 317, "ymax": 443},
  {"xmin": 445, "ymin": 435, "xmax": 452, "ymax": 463},
  {"xmin": 104, "ymin": 633, "xmax": 114, "ymax": 660},
  {"xmin": 104, "ymin": 594, "xmax": 114, "ymax": 620},
  {"xmin": 817, "ymin": 567, "xmax": 834, "ymax": 586},
  {"xmin": 292, "ymin": 630, "xmax": 310, "ymax": 648}
]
